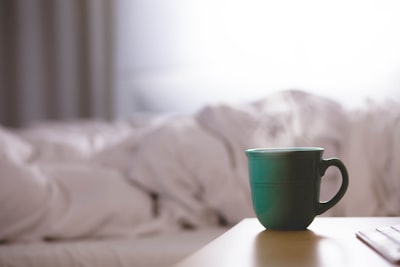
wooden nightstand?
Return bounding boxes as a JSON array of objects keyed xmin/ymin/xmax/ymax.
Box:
[{"xmin": 174, "ymin": 217, "xmax": 400, "ymax": 267}]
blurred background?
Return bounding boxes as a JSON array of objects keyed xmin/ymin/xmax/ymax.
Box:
[{"xmin": 1, "ymin": 0, "xmax": 400, "ymax": 127}]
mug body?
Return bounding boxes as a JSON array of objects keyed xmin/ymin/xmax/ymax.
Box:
[{"xmin": 246, "ymin": 147, "xmax": 323, "ymax": 230}]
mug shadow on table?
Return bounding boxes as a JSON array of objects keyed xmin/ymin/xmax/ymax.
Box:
[{"xmin": 254, "ymin": 229, "xmax": 325, "ymax": 267}]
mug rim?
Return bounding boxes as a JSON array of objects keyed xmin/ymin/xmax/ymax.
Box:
[{"xmin": 246, "ymin": 147, "xmax": 324, "ymax": 155}]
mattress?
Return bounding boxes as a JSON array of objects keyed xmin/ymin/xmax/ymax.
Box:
[{"xmin": 0, "ymin": 227, "xmax": 227, "ymax": 267}]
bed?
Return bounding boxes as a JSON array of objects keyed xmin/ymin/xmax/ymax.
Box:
[{"xmin": 1, "ymin": 90, "xmax": 399, "ymax": 266}]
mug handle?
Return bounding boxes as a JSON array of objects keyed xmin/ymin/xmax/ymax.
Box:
[{"xmin": 316, "ymin": 158, "xmax": 349, "ymax": 215}]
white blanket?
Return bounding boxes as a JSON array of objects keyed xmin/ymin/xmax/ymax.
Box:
[{"xmin": 0, "ymin": 90, "xmax": 399, "ymax": 242}]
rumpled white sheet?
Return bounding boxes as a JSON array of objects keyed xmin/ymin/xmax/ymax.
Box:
[
  {"xmin": 128, "ymin": 90, "xmax": 347, "ymax": 230},
  {"xmin": 0, "ymin": 90, "xmax": 399, "ymax": 242},
  {"xmin": 0, "ymin": 120, "xmax": 156, "ymax": 242}
]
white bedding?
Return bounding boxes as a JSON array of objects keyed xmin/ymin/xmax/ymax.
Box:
[{"xmin": 0, "ymin": 89, "xmax": 399, "ymax": 246}]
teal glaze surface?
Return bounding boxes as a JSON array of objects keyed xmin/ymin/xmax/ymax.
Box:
[{"xmin": 246, "ymin": 147, "xmax": 348, "ymax": 230}]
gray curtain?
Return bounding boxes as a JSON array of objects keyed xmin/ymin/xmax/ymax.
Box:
[{"xmin": 0, "ymin": 0, "xmax": 115, "ymax": 128}]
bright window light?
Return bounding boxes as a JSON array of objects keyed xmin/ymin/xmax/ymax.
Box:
[{"xmin": 121, "ymin": 0, "xmax": 400, "ymax": 113}]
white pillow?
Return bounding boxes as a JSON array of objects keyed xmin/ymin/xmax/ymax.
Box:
[
  {"xmin": 0, "ymin": 160, "xmax": 49, "ymax": 242},
  {"xmin": 0, "ymin": 127, "xmax": 33, "ymax": 163}
]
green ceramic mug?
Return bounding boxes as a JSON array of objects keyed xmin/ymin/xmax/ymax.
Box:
[{"xmin": 246, "ymin": 147, "xmax": 348, "ymax": 230}]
